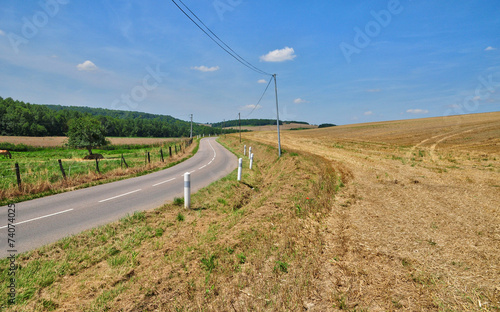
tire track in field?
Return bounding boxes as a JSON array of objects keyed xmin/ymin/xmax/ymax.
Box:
[{"xmin": 406, "ymin": 125, "xmax": 490, "ymax": 162}]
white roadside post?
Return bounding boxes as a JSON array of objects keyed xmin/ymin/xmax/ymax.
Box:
[
  {"xmin": 249, "ymin": 153, "xmax": 254, "ymax": 170},
  {"xmin": 244, "ymin": 145, "xmax": 247, "ymax": 156},
  {"xmin": 237, "ymin": 158, "xmax": 243, "ymax": 181},
  {"xmin": 184, "ymin": 172, "xmax": 191, "ymax": 209},
  {"xmin": 249, "ymin": 146, "xmax": 252, "ymax": 158}
]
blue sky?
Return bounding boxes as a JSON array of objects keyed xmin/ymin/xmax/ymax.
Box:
[{"xmin": 1, "ymin": 0, "xmax": 499, "ymax": 125}]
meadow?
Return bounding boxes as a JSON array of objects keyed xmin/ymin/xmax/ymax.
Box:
[{"xmin": 0, "ymin": 137, "xmax": 193, "ymax": 203}]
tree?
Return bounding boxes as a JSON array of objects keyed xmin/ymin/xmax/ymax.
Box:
[
  {"xmin": 318, "ymin": 123, "xmax": 337, "ymax": 128},
  {"xmin": 67, "ymin": 116, "xmax": 109, "ymax": 155}
]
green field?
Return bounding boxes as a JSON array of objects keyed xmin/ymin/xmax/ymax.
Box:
[{"xmin": 0, "ymin": 140, "xmax": 190, "ymax": 201}]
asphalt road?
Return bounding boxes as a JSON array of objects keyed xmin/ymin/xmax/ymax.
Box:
[{"xmin": 0, "ymin": 137, "xmax": 237, "ymax": 258}]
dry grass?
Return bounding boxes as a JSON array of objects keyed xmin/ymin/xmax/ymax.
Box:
[
  {"xmin": 244, "ymin": 112, "xmax": 500, "ymax": 311},
  {"xmin": 0, "ymin": 140, "xmax": 196, "ymax": 204},
  {"xmin": 0, "ymin": 136, "xmax": 177, "ymax": 147},
  {"xmin": 1, "ymin": 112, "xmax": 498, "ymax": 311},
  {"xmin": 1, "ymin": 136, "xmax": 343, "ymax": 311}
]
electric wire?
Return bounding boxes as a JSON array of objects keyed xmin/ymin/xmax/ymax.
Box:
[
  {"xmin": 177, "ymin": 0, "xmax": 271, "ymax": 76},
  {"xmin": 171, "ymin": 0, "xmax": 272, "ymax": 76},
  {"xmin": 246, "ymin": 76, "xmax": 273, "ymax": 117}
]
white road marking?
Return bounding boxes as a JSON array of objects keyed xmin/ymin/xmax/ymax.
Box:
[
  {"xmin": 0, "ymin": 209, "xmax": 74, "ymax": 229},
  {"xmin": 152, "ymin": 178, "xmax": 176, "ymax": 187},
  {"xmin": 98, "ymin": 189, "xmax": 142, "ymax": 203},
  {"xmin": 198, "ymin": 165, "xmax": 207, "ymax": 170}
]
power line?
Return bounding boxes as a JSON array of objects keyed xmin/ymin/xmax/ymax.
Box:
[
  {"xmin": 245, "ymin": 76, "xmax": 273, "ymax": 118},
  {"xmin": 171, "ymin": 0, "xmax": 272, "ymax": 76}
]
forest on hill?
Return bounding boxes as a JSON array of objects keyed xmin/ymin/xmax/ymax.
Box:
[
  {"xmin": 211, "ymin": 119, "xmax": 309, "ymax": 128},
  {"xmin": 0, "ymin": 97, "xmax": 233, "ymax": 137}
]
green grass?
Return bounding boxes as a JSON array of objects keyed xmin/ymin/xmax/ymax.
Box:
[
  {"xmin": 0, "ymin": 142, "xmax": 183, "ymax": 190},
  {"xmin": 1, "ymin": 139, "xmax": 200, "ymax": 205}
]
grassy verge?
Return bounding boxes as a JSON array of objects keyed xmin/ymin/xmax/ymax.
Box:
[
  {"xmin": 0, "ymin": 135, "xmax": 343, "ymax": 311},
  {"xmin": 0, "ymin": 139, "xmax": 198, "ymax": 206}
]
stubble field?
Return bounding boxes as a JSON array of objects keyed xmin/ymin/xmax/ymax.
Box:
[{"xmin": 243, "ymin": 111, "xmax": 500, "ymax": 310}]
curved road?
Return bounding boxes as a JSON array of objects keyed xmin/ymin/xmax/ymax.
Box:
[{"xmin": 0, "ymin": 138, "xmax": 237, "ymax": 258}]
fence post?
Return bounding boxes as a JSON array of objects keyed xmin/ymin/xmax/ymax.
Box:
[
  {"xmin": 160, "ymin": 149, "xmax": 164, "ymax": 162},
  {"xmin": 148, "ymin": 152, "xmax": 151, "ymax": 164},
  {"xmin": 58, "ymin": 159, "xmax": 66, "ymax": 179},
  {"xmin": 121, "ymin": 154, "xmax": 129, "ymax": 168},
  {"xmin": 184, "ymin": 172, "xmax": 191, "ymax": 209},
  {"xmin": 15, "ymin": 163, "xmax": 21, "ymax": 188},
  {"xmin": 169, "ymin": 146, "xmax": 172, "ymax": 157},
  {"xmin": 249, "ymin": 153, "xmax": 254, "ymax": 170},
  {"xmin": 175, "ymin": 145, "xmax": 178, "ymax": 154},
  {"xmin": 95, "ymin": 158, "xmax": 100, "ymax": 174},
  {"xmin": 237, "ymin": 158, "xmax": 243, "ymax": 181}
]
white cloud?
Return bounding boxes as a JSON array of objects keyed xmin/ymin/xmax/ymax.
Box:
[
  {"xmin": 406, "ymin": 109, "xmax": 429, "ymax": 114},
  {"xmin": 294, "ymin": 98, "xmax": 308, "ymax": 104},
  {"xmin": 364, "ymin": 111, "xmax": 373, "ymax": 116},
  {"xmin": 241, "ymin": 104, "xmax": 262, "ymax": 110},
  {"xmin": 485, "ymin": 46, "xmax": 496, "ymax": 51},
  {"xmin": 0, "ymin": 29, "xmax": 5, "ymax": 36},
  {"xmin": 260, "ymin": 47, "xmax": 296, "ymax": 62},
  {"xmin": 366, "ymin": 89, "xmax": 381, "ymax": 93},
  {"xmin": 76, "ymin": 60, "xmax": 98, "ymax": 72},
  {"xmin": 257, "ymin": 79, "xmax": 267, "ymax": 84},
  {"xmin": 191, "ymin": 65, "xmax": 220, "ymax": 72}
]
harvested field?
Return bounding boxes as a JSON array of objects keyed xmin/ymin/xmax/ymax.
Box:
[
  {"xmin": 243, "ymin": 112, "xmax": 500, "ymax": 311},
  {"xmin": 0, "ymin": 136, "xmax": 177, "ymax": 147}
]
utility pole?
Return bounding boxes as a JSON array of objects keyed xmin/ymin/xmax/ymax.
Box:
[
  {"xmin": 238, "ymin": 112, "xmax": 241, "ymax": 143},
  {"xmin": 190, "ymin": 114, "xmax": 193, "ymax": 138},
  {"xmin": 273, "ymin": 74, "xmax": 282, "ymax": 157}
]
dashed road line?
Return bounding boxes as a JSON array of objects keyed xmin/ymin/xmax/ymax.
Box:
[
  {"xmin": 0, "ymin": 209, "xmax": 74, "ymax": 229},
  {"xmin": 98, "ymin": 189, "xmax": 142, "ymax": 203},
  {"xmin": 152, "ymin": 178, "xmax": 176, "ymax": 187}
]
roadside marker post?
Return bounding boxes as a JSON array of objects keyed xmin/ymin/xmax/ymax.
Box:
[
  {"xmin": 237, "ymin": 158, "xmax": 243, "ymax": 181},
  {"xmin": 184, "ymin": 172, "xmax": 191, "ymax": 209},
  {"xmin": 249, "ymin": 147, "xmax": 252, "ymax": 158},
  {"xmin": 244, "ymin": 145, "xmax": 246, "ymax": 156},
  {"xmin": 249, "ymin": 153, "xmax": 254, "ymax": 170}
]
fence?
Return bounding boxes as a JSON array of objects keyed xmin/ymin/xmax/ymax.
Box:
[{"xmin": 0, "ymin": 139, "xmax": 195, "ymax": 190}]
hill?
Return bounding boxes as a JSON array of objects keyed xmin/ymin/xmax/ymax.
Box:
[
  {"xmin": 211, "ymin": 119, "xmax": 311, "ymax": 128},
  {"xmin": 0, "ymin": 112, "xmax": 498, "ymax": 311},
  {"xmin": 0, "ymin": 97, "xmax": 233, "ymax": 138},
  {"xmin": 243, "ymin": 112, "xmax": 500, "ymax": 310}
]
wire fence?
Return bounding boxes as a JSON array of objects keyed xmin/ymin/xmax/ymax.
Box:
[{"xmin": 0, "ymin": 139, "xmax": 194, "ymax": 190}]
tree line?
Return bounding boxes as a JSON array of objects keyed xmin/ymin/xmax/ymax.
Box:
[
  {"xmin": 0, "ymin": 97, "xmax": 236, "ymax": 137},
  {"xmin": 211, "ymin": 119, "xmax": 310, "ymax": 128}
]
